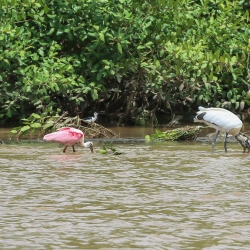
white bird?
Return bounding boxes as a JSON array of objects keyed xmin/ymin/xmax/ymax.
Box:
[
  {"xmin": 194, "ymin": 106, "xmax": 250, "ymax": 153},
  {"xmin": 82, "ymin": 112, "xmax": 98, "ymax": 123}
]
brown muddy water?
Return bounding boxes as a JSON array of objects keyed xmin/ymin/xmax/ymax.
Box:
[{"xmin": 1, "ymin": 125, "xmax": 250, "ymax": 249}]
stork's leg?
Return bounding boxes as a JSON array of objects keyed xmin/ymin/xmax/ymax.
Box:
[
  {"xmin": 212, "ymin": 131, "xmax": 220, "ymax": 153},
  {"xmin": 63, "ymin": 145, "xmax": 68, "ymax": 153},
  {"xmin": 224, "ymin": 132, "xmax": 229, "ymax": 153},
  {"xmin": 72, "ymin": 145, "xmax": 76, "ymax": 152}
]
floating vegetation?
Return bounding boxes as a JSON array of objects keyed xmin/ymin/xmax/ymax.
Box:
[
  {"xmin": 145, "ymin": 126, "xmax": 202, "ymax": 141},
  {"xmin": 99, "ymin": 141, "xmax": 122, "ymax": 155},
  {"xmin": 10, "ymin": 112, "xmax": 118, "ymax": 140}
]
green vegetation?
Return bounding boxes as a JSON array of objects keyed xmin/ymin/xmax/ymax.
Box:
[
  {"xmin": 99, "ymin": 141, "xmax": 122, "ymax": 155},
  {"xmin": 145, "ymin": 126, "xmax": 202, "ymax": 141},
  {"xmin": 0, "ymin": 0, "xmax": 250, "ymax": 125},
  {"xmin": 10, "ymin": 112, "xmax": 118, "ymax": 139}
]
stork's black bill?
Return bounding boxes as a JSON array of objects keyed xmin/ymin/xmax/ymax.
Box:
[{"xmin": 196, "ymin": 112, "xmax": 206, "ymax": 120}]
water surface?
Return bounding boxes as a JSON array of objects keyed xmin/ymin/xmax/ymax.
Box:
[{"xmin": 0, "ymin": 126, "xmax": 250, "ymax": 249}]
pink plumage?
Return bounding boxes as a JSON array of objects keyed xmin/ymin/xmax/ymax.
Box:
[
  {"xmin": 44, "ymin": 127, "xmax": 83, "ymax": 144},
  {"xmin": 43, "ymin": 127, "xmax": 93, "ymax": 153}
]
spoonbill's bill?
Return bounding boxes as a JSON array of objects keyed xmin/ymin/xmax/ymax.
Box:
[
  {"xmin": 43, "ymin": 127, "xmax": 93, "ymax": 153},
  {"xmin": 194, "ymin": 106, "xmax": 250, "ymax": 153},
  {"xmin": 82, "ymin": 112, "xmax": 98, "ymax": 123}
]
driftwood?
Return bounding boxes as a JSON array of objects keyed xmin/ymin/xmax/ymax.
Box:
[{"xmin": 10, "ymin": 112, "xmax": 118, "ymax": 140}]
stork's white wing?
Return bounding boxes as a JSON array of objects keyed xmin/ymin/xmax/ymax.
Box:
[{"xmin": 202, "ymin": 110, "xmax": 242, "ymax": 130}]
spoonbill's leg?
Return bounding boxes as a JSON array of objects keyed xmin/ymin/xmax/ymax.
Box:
[
  {"xmin": 72, "ymin": 145, "xmax": 76, "ymax": 152},
  {"xmin": 212, "ymin": 130, "xmax": 220, "ymax": 153},
  {"xmin": 63, "ymin": 145, "xmax": 68, "ymax": 153},
  {"xmin": 224, "ymin": 132, "xmax": 229, "ymax": 153}
]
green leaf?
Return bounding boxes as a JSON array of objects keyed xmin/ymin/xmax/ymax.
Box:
[
  {"xmin": 145, "ymin": 41, "xmax": 154, "ymax": 47},
  {"xmin": 209, "ymin": 71, "xmax": 213, "ymax": 81},
  {"xmin": 108, "ymin": 147, "xmax": 116, "ymax": 152},
  {"xmin": 10, "ymin": 130, "xmax": 18, "ymax": 134},
  {"xmin": 20, "ymin": 125, "xmax": 30, "ymax": 132},
  {"xmin": 117, "ymin": 42, "xmax": 122, "ymax": 54},
  {"xmin": 6, "ymin": 109, "xmax": 12, "ymax": 117},
  {"xmin": 43, "ymin": 123, "xmax": 54, "ymax": 129},
  {"xmin": 99, "ymin": 32, "xmax": 105, "ymax": 42},
  {"xmin": 44, "ymin": 5, "xmax": 49, "ymax": 13},
  {"xmin": 97, "ymin": 73, "xmax": 102, "ymax": 81},
  {"xmin": 91, "ymin": 89, "xmax": 98, "ymax": 100},
  {"xmin": 205, "ymin": 82, "xmax": 210, "ymax": 89},
  {"xmin": 235, "ymin": 102, "xmax": 239, "ymax": 109},
  {"xmin": 227, "ymin": 91, "xmax": 232, "ymax": 99},
  {"xmin": 47, "ymin": 14, "xmax": 56, "ymax": 18},
  {"xmin": 202, "ymin": 75, "xmax": 207, "ymax": 82},
  {"xmin": 30, "ymin": 123, "xmax": 41, "ymax": 128},
  {"xmin": 113, "ymin": 151, "xmax": 122, "ymax": 155},
  {"xmin": 99, "ymin": 149, "xmax": 107, "ymax": 154},
  {"xmin": 198, "ymin": 95, "xmax": 203, "ymax": 100},
  {"xmin": 201, "ymin": 63, "xmax": 207, "ymax": 69},
  {"xmin": 26, "ymin": 85, "xmax": 31, "ymax": 92},
  {"xmin": 31, "ymin": 113, "xmax": 41, "ymax": 119},
  {"xmin": 20, "ymin": 50, "xmax": 25, "ymax": 57}
]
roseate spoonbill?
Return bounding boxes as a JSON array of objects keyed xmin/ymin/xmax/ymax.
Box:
[
  {"xmin": 82, "ymin": 112, "xmax": 98, "ymax": 123},
  {"xmin": 194, "ymin": 106, "xmax": 250, "ymax": 153},
  {"xmin": 43, "ymin": 127, "xmax": 94, "ymax": 153}
]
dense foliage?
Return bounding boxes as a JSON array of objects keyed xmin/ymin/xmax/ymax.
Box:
[{"xmin": 0, "ymin": 0, "xmax": 250, "ymax": 125}]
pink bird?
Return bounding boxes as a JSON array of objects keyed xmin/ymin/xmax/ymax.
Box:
[{"xmin": 43, "ymin": 127, "xmax": 93, "ymax": 153}]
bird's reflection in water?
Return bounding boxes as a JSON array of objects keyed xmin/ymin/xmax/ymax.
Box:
[{"xmin": 44, "ymin": 153, "xmax": 83, "ymax": 163}]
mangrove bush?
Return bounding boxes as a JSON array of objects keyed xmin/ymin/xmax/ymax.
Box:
[{"xmin": 0, "ymin": 0, "xmax": 249, "ymax": 125}]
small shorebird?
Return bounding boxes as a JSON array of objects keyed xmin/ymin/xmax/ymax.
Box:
[{"xmin": 82, "ymin": 112, "xmax": 98, "ymax": 123}]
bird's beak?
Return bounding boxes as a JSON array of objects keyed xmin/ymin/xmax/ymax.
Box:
[{"xmin": 90, "ymin": 144, "xmax": 94, "ymax": 153}]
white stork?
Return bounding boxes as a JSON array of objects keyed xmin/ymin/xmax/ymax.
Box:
[{"xmin": 194, "ymin": 106, "xmax": 250, "ymax": 153}]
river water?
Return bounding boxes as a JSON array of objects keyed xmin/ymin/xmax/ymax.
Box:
[{"xmin": 1, "ymin": 125, "xmax": 250, "ymax": 249}]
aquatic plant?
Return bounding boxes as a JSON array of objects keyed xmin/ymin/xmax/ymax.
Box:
[
  {"xmin": 99, "ymin": 141, "xmax": 122, "ymax": 155},
  {"xmin": 145, "ymin": 126, "xmax": 202, "ymax": 141}
]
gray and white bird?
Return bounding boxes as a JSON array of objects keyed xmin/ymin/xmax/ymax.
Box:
[
  {"xmin": 194, "ymin": 106, "xmax": 250, "ymax": 153},
  {"xmin": 82, "ymin": 112, "xmax": 98, "ymax": 123}
]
